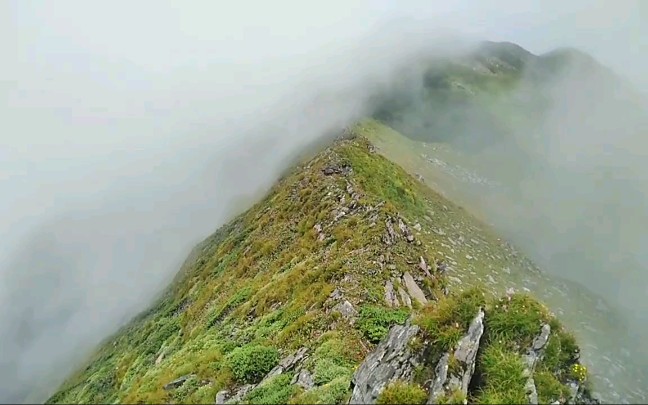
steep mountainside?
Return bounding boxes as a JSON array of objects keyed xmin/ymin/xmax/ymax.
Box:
[
  {"xmin": 47, "ymin": 133, "xmax": 598, "ymax": 404},
  {"xmin": 362, "ymin": 41, "xmax": 648, "ymax": 403}
]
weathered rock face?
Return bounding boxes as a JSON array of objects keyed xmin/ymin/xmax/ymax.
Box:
[
  {"xmin": 384, "ymin": 280, "xmax": 399, "ymax": 307},
  {"xmin": 523, "ymin": 324, "xmax": 551, "ymax": 404},
  {"xmin": 349, "ymin": 323, "xmax": 420, "ymax": 404},
  {"xmin": 383, "ymin": 217, "xmax": 398, "ymax": 245},
  {"xmin": 453, "ymin": 308, "xmax": 485, "ymax": 393},
  {"xmin": 403, "ymin": 272, "xmax": 428, "ymax": 306},
  {"xmin": 429, "ymin": 308, "xmax": 485, "ymax": 403},
  {"xmin": 397, "ymin": 217, "xmax": 415, "ymax": 243},
  {"xmin": 334, "ymin": 300, "xmax": 359, "ymax": 322},
  {"xmin": 398, "ymin": 287, "xmax": 413, "ymax": 309},
  {"xmin": 292, "ymin": 368, "xmax": 315, "ymax": 390},
  {"xmin": 419, "ymin": 256, "xmax": 431, "ymax": 277}
]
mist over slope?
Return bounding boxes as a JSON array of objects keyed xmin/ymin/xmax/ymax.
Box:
[
  {"xmin": 2, "ymin": 0, "xmax": 647, "ymax": 403},
  {"xmin": 367, "ymin": 41, "xmax": 648, "ymax": 329}
]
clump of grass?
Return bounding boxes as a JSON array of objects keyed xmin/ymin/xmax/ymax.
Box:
[
  {"xmin": 473, "ymin": 342, "xmax": 527, "ymax": 404},
  {"xmin": 313, "ymin": 358, "xmax": 352, "ymax": 385},
  {"xmin": 486, "ymin": 294, "xmax": 550, "ymax": 348},
  {"xmin": 226, "ymin": 345, "xmax": 279, "ymax": 384},
  {"xmin": 289, "ymin": 376, "xmax": 351, "ymax": 405},
  {"xmin": 535, "ymin": 370, "xmax": 570, "ymax": 404},
  {"xmin": 415, "ymin": 287, "xmax": 486, "ymax": 357},
  {"xmin": 436, "ymin": 388, "xmax": 467, "ymax": 404},
  {"xmin": 244, "ymin": 374, "xmax": 297, "ymax": 405},
  {"xmin": 356, "ymin": 305, "xmax": 409, "ymax": 343},
  {"xmin": 537, "ymin": 319, "xmax": 581, "ymax": 383},
  {"xmin": 376, "ymin": 380, "xmax": 427, "ymax": 405}
]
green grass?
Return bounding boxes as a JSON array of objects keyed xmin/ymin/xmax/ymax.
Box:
[
  {"xmin": 473, "ymin": 342, "xmax": 528, "ymax": 404},
  {"xmin": 244, "ymin": 374, "xmax": 297, "ymax": 404},
  {"xmin": 376, "ymin": 380, "xmax": 428, "ymax": 405},
  {"xmin": 356, "ymin": 305, "xmax": 410, "ymax": 343},
  {"xmin": 415, "ymin": 288, "xmax": 486, "ymax": 359},
  {"xmin": 226, "ymin": 345, "xmax": 279, "ymax": 384}
]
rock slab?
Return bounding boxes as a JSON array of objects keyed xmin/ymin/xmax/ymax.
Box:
[{"xmin": 350, "ymin": 323, "xmax": 420, "ymax": 404}]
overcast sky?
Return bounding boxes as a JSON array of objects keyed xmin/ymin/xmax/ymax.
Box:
[{"xmin": 1, "ymin": 0, "xmax": 647, "ymax": 402}]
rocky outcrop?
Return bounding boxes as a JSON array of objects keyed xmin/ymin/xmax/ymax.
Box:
[
  {"xmin": 384, "ymin": 280, "xmax": 399, "ymax": 307},
  {"xmin": 523, "ymin": 324, "xmax": 551, "ymax": 404},
  {"xmin": 322, "ymin": 164, "xmax": 351, "ymax": 176},
  {"xmin": 403, "ymin": 272, "xmax": 428, "ymax": 306},
  {"xmin": 419, "ymin": 256, "xmax": 431, "ymax": 277},
  {"xmin": 383, "ymin": 218, "xmax": 398, "ymax": 245},
  {"xmin": 292, "ymin": 368, "xmax": 314, "ymax": 390},
  {"xmin": 429, "ymin": 308, "xmax": 485, "ymax": 403},
  {"xmin": 334, "ymin": 300, "xmax": 359, "ymax": 323},
  {"xmin": 397, "ymin": 217, "xmax": 415, "ymax": 243},
  {"xmin": 398, "ymin": 287, "xmax": 412, "ymax": 308},
  {"xmin": 349, "ymin": 322, "xmax": 420, "ymax": 404},
  {"xmin": 215, "ymin": 384, "xmax": 254, "ymax": 405},
  {"xmin": 262, "ymin": 346, "xmax": 310, "ymax": 384},
  {"xmin": 428, "ymin": 353, "xmax": 450, "ymax": 402}
]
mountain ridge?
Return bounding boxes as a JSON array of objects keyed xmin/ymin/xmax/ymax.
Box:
[
  {"xmin": 44, "ymin": 40, "xmax": 647, "ymax": 404},
  {"xmin": 47, "ymin": 131, "xmax": 599, "ymax": 404}
]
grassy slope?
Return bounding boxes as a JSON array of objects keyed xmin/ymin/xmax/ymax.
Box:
[{"xmin": 47, "ymin": 132, "xmax": 594, "ymax": 405}]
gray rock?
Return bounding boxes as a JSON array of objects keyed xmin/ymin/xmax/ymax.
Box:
[
  {"xmin": 227, "ymin": 384, "xmax": 255, "ymax": 403},
  {"xmin": 398, "ymin": 287, "xmax": 412, "ymax": 308},
  {"xmin": 384, "ymin": 280, "xmax": 399, "ymax": 307},
  {"xmin": 334, "ymin": 300, "xmax": 358, "ymax": 321},
  {"xmin": 522, "ymin": 324, "xmax": 551, "ymax": 404},
  {"xmin": 453, "ymin": 308, "xmax": 485, "ymax": 394},
  {"xmin": 419, "ymin": 256, "xmax": 431, "ymax": 277},
  {"xmin": 403, "ymin": 272, "xmax": 428, "ymax": 306},
  {"xmin": 429, "ymin": 308, "xmax": 485, "ymax": 403},
  {"xmin": 398, "ymin": 217, "xmax": 415, "ymax": 242},
  {"xmin": 163, "ymin": 374, "xmax": 195, "ymax": 390},
  {"xmin": 526, "ymin": 377, "xmax": 539, "ymax": 404},
  {"xmin": 413, "ymin": 223, "xmax": 422, "ymax": 232},
  {"xmin": 428, "ymin": 353, "xmax": 450, "ymax": 402},
  {"xmin": 292, "ymin": 368, "xmax": 315, "ymax": 390},
  {"xmin": 329, "ymin": 288, "xmax": 343, "ymax": 300},
  {"xmin": 384, "ymin": 218, "xmax": 397, "ymax": 245},
  {"xmin": 280, "ymin": 347, "xmax": 309, "ymax": 370},
  {"xmin": 350, "ymin": 323, "xmax": 420, "ymax": 404},
  {"xmin": 322, "ymin": 164, "xmax": 351, "ymax": 176},
  {"xmin": 532, "ymin": 324, "xmax": 551, "ymax": 351},
  {"xmin": 215, "ymin": 390, "xmax": 229, "ymax": 404}
]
